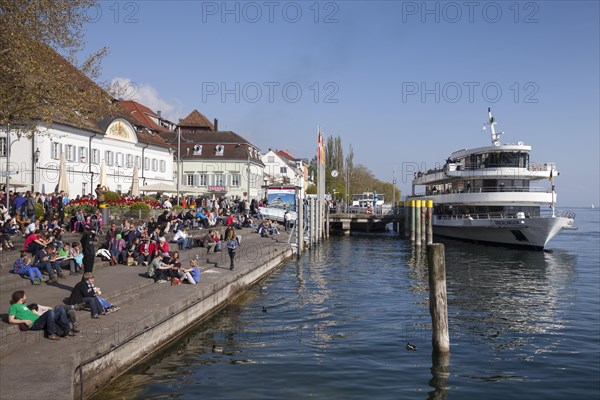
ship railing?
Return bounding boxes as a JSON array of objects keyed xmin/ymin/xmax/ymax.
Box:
[
  {"xmin": 436, "ymin": 212, "xmax": 538, "ymax": 221},
  {"xmin": 559, "ymin": 210, "xmax": 576, "ymax": 219},
  {"xmin": 414, "ymin": 162, "xmax": 555, "ymax": 176},
  {"xmin": 414, "ymin": 186, "xmax": 550, "ymax": 197}
]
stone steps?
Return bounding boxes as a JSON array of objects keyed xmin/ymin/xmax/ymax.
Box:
[{"xmin": 0, "ymin": 225, "xmax": 253, "ymax": 355}]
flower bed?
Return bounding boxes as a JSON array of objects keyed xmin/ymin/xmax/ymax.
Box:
[{"xmin": 65, "ymin": 197, "xmax": 163, "ymax": 216}]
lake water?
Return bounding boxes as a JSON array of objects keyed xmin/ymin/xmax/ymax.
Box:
[{"xmin": 94, "ymin": 208, "xmax": 600, "ymax": 399}]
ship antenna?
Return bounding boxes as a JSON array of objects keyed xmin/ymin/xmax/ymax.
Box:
[{"xmin": 488, "ymin": 107, "xmax": 500, "ymax": 146}]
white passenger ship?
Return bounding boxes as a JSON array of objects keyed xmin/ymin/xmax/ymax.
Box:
[{"xmin": 409, "ymin": 108, "xmax": 575, "ymax": 250}]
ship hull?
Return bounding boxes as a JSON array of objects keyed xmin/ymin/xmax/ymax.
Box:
[{"xmin": 432, "ymin": 215, "xmax": 573, "ymax": 250}]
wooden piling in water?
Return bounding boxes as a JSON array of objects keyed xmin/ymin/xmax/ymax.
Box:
[
  {"xmin": 415, "ymin": 200, "xmax": 422, "ymax": 246},
  {"xmin": 427, "ymin": 200, "xmax": 434, "ymax": 245},
  {"xmin": 427, "ymin": 243, "xmax": 450, "ymax": 353},
  {"xmin": 404, "ymin": 201, "xmax": 410, "ymax": 238},
  {"xmin": 410, "ymin": 200, "xmax": 416, "ymax": 242},
  {"xmin": 297, "ymin": 194, "xmax": 304, "ymax": 258},
  {"xmin": 420, "ymin": 202, "xmax": 427, "ymax": 244}
]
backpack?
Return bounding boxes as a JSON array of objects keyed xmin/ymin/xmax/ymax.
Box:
[{"xmin": 95, "ymin": 248, "xmax": 111, "ymax": 261}]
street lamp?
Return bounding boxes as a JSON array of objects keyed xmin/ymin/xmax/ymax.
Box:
[
  {"xmin": 3, "ymin": 123, "xmax": 10, "ymax": 208},
  {"xmin": 3, "ymin": 123, "xmax": 22, "ymax": 209},
  {"xmin": 176, "ymin": 127, "xmax": 181, "ymax": 205},
  {"xmin": 35, "ymin": 148, "xmax": 41, "ymax": 164},
  {"xmin": 246, "ymin": 145, "xmax": 251, "ymax": 201}
]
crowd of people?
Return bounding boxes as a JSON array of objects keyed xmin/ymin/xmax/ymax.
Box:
[{"xmin": 2, "ymin": 188, "xmax": 285, "ymax": 341}]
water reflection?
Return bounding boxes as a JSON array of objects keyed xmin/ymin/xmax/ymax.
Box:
[
  {"xmin": 429, "ymin": 351, "xmax": 450, "ymax": 400},
  {"xmin": 441, "ymin": 242, "xmax": 576, "ymax": 350}
]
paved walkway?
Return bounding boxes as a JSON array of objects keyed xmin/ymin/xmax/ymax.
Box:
[{"xmin": 0, "ymin": 225, "xmax": 295, "ymax": 400}]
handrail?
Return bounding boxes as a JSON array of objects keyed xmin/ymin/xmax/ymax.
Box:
[
  {"xmin": 435, "ymin": 212, "xmax": 535, "ymax": 221},
  {"xmin": 413, "ymin": 162, "xmax": 555, "ymax": 177},
  {"xmin": 413, "ymin": 186, "xmax": 551, "ymax": 197}
]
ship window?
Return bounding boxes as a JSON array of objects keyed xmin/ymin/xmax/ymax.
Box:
[{"xmin": 484, "ymin": 153, "xmax": 500, "ymax": 168}]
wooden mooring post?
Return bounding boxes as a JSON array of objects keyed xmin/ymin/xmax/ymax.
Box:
[
  {"xmin": 426, "ymin": 200, "xmax": 434, "ymax": 245},
  {"xmin": 415, "ymin": 200, "xmax": 422, "ymax": 246},
  {"xmin": 410, "ymin": 200, "xmax": 416, "ymax": 242},
  {"xmin": 420, "ymin": 200, "xmax": 427, "ymax": 244},
  {"xmin": 404, "ymin": 200, "xmax": 410, "ymax": 239},
  {"xmin": 427, "ymin": 243, "xmax": 450, "ymax": 353}
]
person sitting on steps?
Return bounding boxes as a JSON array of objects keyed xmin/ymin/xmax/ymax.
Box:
[
  {"xmin": 13, "ymin": 251, "xmax": 46, "ymax": 285},
  {"xmin": 34, "ymin": 245, "xmax": 66, "ymax": 281},
  {"xmin": 8, "ymin": 290, "xmax": 71, "ymax": 340},
  {"xmin": 65, "ymin": 272, "xmax": 105, "ymax": 319},
  {"xmin": 202, "ymin": 230, "xmax": 215, "ymax": 254}
]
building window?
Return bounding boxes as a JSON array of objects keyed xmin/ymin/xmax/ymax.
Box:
[
  {"xmin": 105, "ymin": 150, "xmax": 114, "ymax": 166},
  {"xmin": 144, "ymin": 157, "xmax": 150, "ymax": 170},
  {"xmin": 92, "ymin": 149, "xmax": 100, "ymax": 165},
  {"xmin": 66, "ymin": 145, "xmax": 75, "ymax": 161},
  {"xmin": 151, "ymin": 159, "xmax": 158, "ymax": 171},
  {"xmin": 186, "ymin": 174, "xmax": 195, "ymax": 186},
  {"xmin": 79, "ymin": 146, "xmax": 87, "ymax": 163},
  {"xmin": 215, "ymin": 145, "xmax": 224, "ymax": 156},
  {"xmin": 214, "ymin": 174, "xmax": 224, "ymax": 186},
  {"xmin": 231, "ymin": 174, "xmax": 241, "ymax": 187},
  {"xmin": 51, "ymin": 142, "xmax": 62, "ymax": 160},
  {"xmin": 199, "ymin": 174, "xmax": 207, "ymax": 186},
  {"xmin": 268, "ymin": 156, "xmax": 274, "ymax": 163},
  {"xmin": 159, "ymin": 160, "xmax": 166, "ymax": 173},
  {"xmin": 135, "ymin": 156, "xmax": 140, "ymax": 168},
  {"xmin": 280, "ymin": 166, "xmax": 287, "ymax": 174},
  {"xmin": 82, "ymin": 182, "xmax": 87, "ymax": 196},
  {"xmin": 116, "ymin": 152, "xmax": 123, "ymax": 167},
  {"xmin": 126, "ymin": 154, "xmax": 133, "ymax": 168},
  {"xmin": 0, "ymin": 137, "xmax": 6, "ymax": 156},
  {"xmin": 193, "ymin": 145, "xmax": 202, "ymax": 155}
]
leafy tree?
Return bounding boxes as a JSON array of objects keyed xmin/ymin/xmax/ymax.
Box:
[{"xmin": 0, "ymin": 0, "xmax": 113, "ymax": 131}]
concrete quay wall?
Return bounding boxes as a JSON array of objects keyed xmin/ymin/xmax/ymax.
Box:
[{"xmin": 76, "ymin": 243, "xmax": 294, "ymax": 399}]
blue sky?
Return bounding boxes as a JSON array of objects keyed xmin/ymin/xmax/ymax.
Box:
[{"xmin": 83, "ymin": 1, "xmax": 599, "ymax": 207}]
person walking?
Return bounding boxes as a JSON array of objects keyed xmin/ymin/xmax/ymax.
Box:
[
  {"xmin": 226, "ymin": 234, "xmax": 239, "ymax": 271},
  {"xmin": 284, "ymin": 210, "xmax": 291, "ymax": 232},
  {"xmin": 81, "ymin": 226, "xmax": 96, "ymax": 274}
]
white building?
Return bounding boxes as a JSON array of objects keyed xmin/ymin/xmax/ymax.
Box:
[
  {"xmin": 158, "ymin": 110, "xmax": 266, "ymax": 201},
  {"xmin": 261, "ymin": 149, "xmax": 307, "ymax": 195},
  {"xmin": 1, "ymin": 116, "xmax": 174, "ymax": 196}
]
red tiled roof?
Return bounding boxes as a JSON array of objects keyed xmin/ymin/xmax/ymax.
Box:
[
  {"xmin": 178, "ymin": 109, "xmax": 214, "ymax": 130},
  {"xmin": 119, "ymin": 100, "xmax": 170, "ymax": 133},
  {"xmin": 276, "ymin": 150, "xmax": 296, "ymax": 161}
]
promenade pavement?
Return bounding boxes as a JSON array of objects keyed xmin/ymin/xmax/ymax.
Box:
[{"xmin": 0, "ymin": 225, "xmax": 295, "ymax": 400}]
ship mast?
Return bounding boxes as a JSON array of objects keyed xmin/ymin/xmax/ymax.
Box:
[{"xmin": 488, "ymin": 107, "xmax": 501, "ymax": 146}]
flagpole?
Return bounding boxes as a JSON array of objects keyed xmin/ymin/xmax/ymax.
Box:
[
  {"xmin": 550, "ymin": 166, "xmax": 555, "ymax": 217},
  {"xmin": 317, "ymin": 125, "xmax": 322, "ymax": 241}
]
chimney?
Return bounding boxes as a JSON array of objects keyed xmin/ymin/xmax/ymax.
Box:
[
  {"xmin": 157, "ymin": 110, "xmax": 162, "ymax": 119},
  {"xmin": 213, "ymin": 118, "xmax": 218, "ymax": 131}
]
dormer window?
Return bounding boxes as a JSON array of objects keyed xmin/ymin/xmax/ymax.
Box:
[
  {"xmin": 193, "ymin": 144, "xmax": 202, "ymax": 155},
  {"xmin": 215, "ymin": 145, "xmax": 224, "ymax": 156}
]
